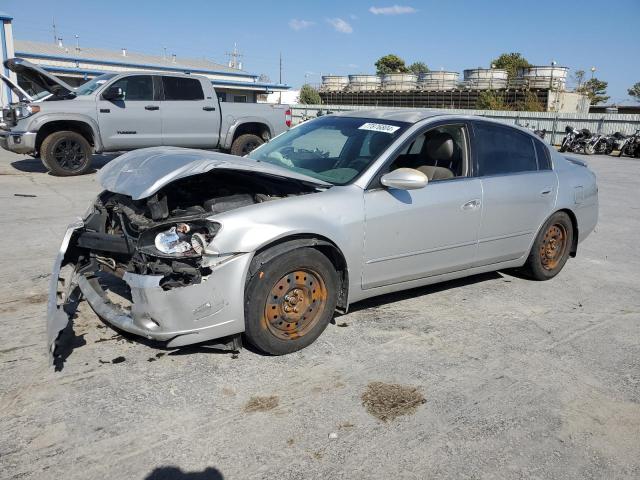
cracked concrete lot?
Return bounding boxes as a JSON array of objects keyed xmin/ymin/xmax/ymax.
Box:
[{"xmin": 0, "ymin": 150, "xmax": 638, "ymax": 479}]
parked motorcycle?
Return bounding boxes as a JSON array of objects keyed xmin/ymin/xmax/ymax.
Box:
[
  {"xmin": 584, "ymin": 133, "xmax": 616, "ymax": 155},
  {"xmin": 559, "ymin": 126, "xmax": 592, "ymax": 153},
  {"xmin": 616, "ymin": 130, "xmax": 640, "ymax": 158}
]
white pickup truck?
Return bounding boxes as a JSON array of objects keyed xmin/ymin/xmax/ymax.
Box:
[{"xmin": 0, "ymin": 58, "xmax": 291, "ymax": 175}]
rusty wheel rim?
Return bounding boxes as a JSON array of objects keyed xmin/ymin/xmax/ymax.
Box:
[
  {"xmin": 539, "ymin": 223, "xmax": 568, "ymax": 271},
  {"xmin": 263, "ymin": 269, "xmax": 327, "ymax": 340}
]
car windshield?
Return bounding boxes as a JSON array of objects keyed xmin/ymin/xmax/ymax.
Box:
[
  {"xmin": 248, "ymin": 115, "xmax": 409, "ymax": 185},
  {"xmin": 75, "ymin": 74, "xmax": 116, "ymax": 95}
]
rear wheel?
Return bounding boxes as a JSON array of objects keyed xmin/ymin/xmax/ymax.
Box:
[
  {"xmin": 230, "ymin": 133, "xmax": 264, "ymax": 156},
  {"xmin": 584, "ymin": 144, "xmax": 595, "ymax": 155},
  {"xmin": 41, "ymin": 131, "xmax": 92, "ymax": 176},
  {"xmin": 244, "ymin": 248, "xmax": 338, "ymax": 355},
  {"xmin": 522, "ymin": 211, "xmax": 573, "ymax": 280}
]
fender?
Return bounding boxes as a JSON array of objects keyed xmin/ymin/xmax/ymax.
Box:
[
  {"xmin": 29, "ymin": 113, "xmax": 104, "ymax": 152},
  {"xmin": 221, "ymin": 116, "xmax": 275, "ymax": 150}
]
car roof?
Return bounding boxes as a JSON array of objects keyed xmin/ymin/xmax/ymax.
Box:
[{"xmin": 331, "ymin": 108, "xmax": 445, "ymax": 124}]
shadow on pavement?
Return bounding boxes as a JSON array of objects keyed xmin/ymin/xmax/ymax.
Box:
[
  {"xmin": 10, "ymin": 153, "xmax": 118, "ymax": 174},
  {"xmin": 145, "ymin": 466, "xmax": 224, "ymax": 479},
  {"xmin": 344, "ymin": 271, "xmax": 503, "ymax": 315}
]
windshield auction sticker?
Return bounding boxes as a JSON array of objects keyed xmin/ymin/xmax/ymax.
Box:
[{"xmin": 358, "ymin": 122, "xmax": 400, "ymax": 134}]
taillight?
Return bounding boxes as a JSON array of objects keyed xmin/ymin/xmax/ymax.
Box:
[{"xmin": 285, "ymin": 109, "xmax": 292, "ymax": 128}]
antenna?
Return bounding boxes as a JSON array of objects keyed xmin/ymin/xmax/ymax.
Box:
[
  {"xmin": 279, "ymin": 52, "xmax": 283, "ymax": 104},
  {"xmin": 225, "ymin": 43, "xmax": 244, "ymax": 69},
  {"xmin": 52, "ymin": 17, "xmax": 57, "ymax": 45}
]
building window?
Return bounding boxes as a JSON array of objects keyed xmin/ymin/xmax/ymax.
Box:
[{"xmin": 233, "ymin": 95, "xmax": 248, "ymax": 103}]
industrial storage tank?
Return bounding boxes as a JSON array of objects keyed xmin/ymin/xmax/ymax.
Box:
[
  {"xmin": 381, "ymin": 73, "xmax": 418, "ymax": 91},
  {"xmin": 462, "ymin": 68, "xmax": 508, "ymax": 90},
  {"xmin": 347, "ymin": 74, "xmax": 382, "ymax": 92},
  {"xmin": 513, "ymin": 66, "xmax": 569, "ymax": 90},
  {"xmin": 319, "ymin": 75, "xmax": 349, "ymax": 92},
  {"xmin": 418, "ymin": 71, "xmax": 459, "ymax": 91}
]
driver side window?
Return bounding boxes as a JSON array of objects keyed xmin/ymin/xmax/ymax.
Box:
[
  {"xmin": 388, "ymin": 124, "xmax": 469, "ymax": 181},
  {"xmin": 107, "ymin": 75, "xmax": 154, "ymax": 101}
]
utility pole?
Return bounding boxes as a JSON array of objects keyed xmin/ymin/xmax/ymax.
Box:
[
  {"xmin": 279, "ymin": 52, "xmax": 282, "ymax": 104},
  {"xmin": 225, "ymin": 43, "xmax": 244, "ymax": 70}
]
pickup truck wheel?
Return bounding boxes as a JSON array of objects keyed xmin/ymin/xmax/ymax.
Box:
[
  {"xmin": 230, "ymin": 134, "xmax": 264, "ymax": 156},
  {"xmin": 522, "ymin": 211, "xmax": 573, "ymax": 281},
  {"xmin": 41, "ymin": 131, "xmax": 92, "ymax": 176},
  {"xmin": 244, "ymin": 248, "xmax": 338, "ymax": 355}
]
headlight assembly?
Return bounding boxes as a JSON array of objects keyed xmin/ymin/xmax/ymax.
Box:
[
  {"xmin": 139, "ymin": 221, "xmax": 220, "ymax": 258},
  {"xmin": 14, "ymin": 104, "xmax": 40, "ymax": 120}
]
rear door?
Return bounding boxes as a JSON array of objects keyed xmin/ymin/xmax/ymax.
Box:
[
  {"xmin": 472, "ymin": 121, "xmax": 557, "ymax": 265},
  {"xmin": 96, "ymin": 75, "xmax": 162, "ymax": 150},
  {"xmin": 159, "ymin": 76, "xmax": 220, "ymax": 148}
]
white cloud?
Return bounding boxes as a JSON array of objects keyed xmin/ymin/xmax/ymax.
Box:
[
  {"xmin": 327, "ymin": 18, "xmax": 353, "ymax": 33},
  {"xmin": 369, "ymin": 5, "xmax": 417, "ymax": 15},
  {"xmin": 289, "ymin": 19, "xmax": 314, "ymax": 31}
]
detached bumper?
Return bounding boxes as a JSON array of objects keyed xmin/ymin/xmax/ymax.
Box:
[
  {"xmin": 77, "ymin": 255, "xmax": 250, "ymax": 348},
  {"xmin": 46, "ymin": 222, "xmax": 251, "ymax": 364},
  {"xmin": 0, "ymin": 130, "xmax": 37, "ymax": 154}
]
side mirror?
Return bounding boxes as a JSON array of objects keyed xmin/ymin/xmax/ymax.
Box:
[
  {"xmin": 380, "ymin": 168, "xmax": 428, "ymax": 190},
  {"xmin": 103, "ymin": 86, "xmax": 124, "ymax": 101}
]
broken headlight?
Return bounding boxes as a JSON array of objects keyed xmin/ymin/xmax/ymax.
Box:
[{"xmin": 139, "ymin": 221, "xmax": 220, "ymax": 258}]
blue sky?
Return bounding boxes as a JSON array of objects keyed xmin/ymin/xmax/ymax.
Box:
[{"xmin": 3, "ymin": 0, "xmax": 639, "ymax": 103}]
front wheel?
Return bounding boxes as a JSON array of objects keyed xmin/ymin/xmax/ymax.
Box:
[
  {"xmin": 584, "ymin": 144, "xmax": 595, "ymax": 155},
  {"xmin": 522, "ymin": 211, "xmax": 574, "ymax": 280},
  {"xmin": 244, "ymin": 248, "xmax": 338, "ymax": 355},
  {"xmin": 230, "ymin": 133, "xmax": 264, "ymax": 156},
  {"xmin": 40, "ymin": 131, "xmax": 92, "ymax": 176}
]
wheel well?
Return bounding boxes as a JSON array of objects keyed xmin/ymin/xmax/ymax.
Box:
[
  {"xmin": 558, "ymin": 208, "xmax": 579, "ymax": 257},
  {"xmin": 232, "ymin": 122, "xmax": 271, "ymax": 143},
  {"xmin": 249, "ymin": 235, "xmax": 349, "ymax": 312},
  {"xmin": 35, "ymin": 121, "xmax": 94, "ymax": 152}
]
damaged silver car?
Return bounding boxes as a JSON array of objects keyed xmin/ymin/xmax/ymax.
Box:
[{"xmin": 48, "ymin": 110, "xmax": 598, "ymax": 363}]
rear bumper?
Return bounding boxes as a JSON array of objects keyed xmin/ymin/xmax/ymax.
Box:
[{"xmin": 0, "ymin": 130, "xmax": 37, "ymax": 154}]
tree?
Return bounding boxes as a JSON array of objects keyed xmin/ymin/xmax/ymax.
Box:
[
  {"xmin": 476, "ymin": 90, "xmax": 510, "ymax": 110},
  {"xmin": 577, "ymin": 78, "xmax": 610, "ymax": 105},
  {"xmin": 572, "ymin": 70, "xmax": 585, "ymax": 90},
  {"xmin": 628, "ymin": 82, "xmax": 640, "ymax": 101},
  {"xmin": 515, "ymin": 90, "xmax": 544, "ymax": 112},
  {"xmin": 408, "ymin": 62, "xmax": 429, "ymax": 75},
  {"xmin": 491, "ymin": 52, "xmax": 531, "ymax": 80},
  {"xmin": 375, "ymin": 54, "xmax": 408, "ymax": 75},
  {"xmin": 298, "ymin": 83, "xmax": 321, "ymax": 104}
]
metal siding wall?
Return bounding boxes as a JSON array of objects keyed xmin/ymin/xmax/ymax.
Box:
[{"xmin": 290, "ymin": 104, "xmax": 640, "ymax": 145}]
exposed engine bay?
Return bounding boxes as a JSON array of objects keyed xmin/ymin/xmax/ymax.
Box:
[{"xmin": 68, "ymin": 170, "xmax": 319, "ymax": 290}]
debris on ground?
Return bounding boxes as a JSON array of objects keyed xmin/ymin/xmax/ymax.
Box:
[
  {"xmin": 328, "ymin": 432, "xmax": 338, "ymax": 439},
  {"xmin": 111, "ymin": 356, "xmax": 126, "ymax": 364},
  {"xmin": 243, "ymin": 395, "xmax": 279, "ymax": 412},
  {"xmin": 14, "ymin": 193, "xmax": 37, "ymax": 198},
  {"xmin": 336, "ymin": 322, "xmax": 349, "ymax": 327},
  {"xmin": 361, "ymin": 382, "xmax": 426, "ymax": 422}
]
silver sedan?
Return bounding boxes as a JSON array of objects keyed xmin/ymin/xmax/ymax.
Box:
[{"xmin": 47, "ymin": 110, "xmax": 598, "ymax": 363}]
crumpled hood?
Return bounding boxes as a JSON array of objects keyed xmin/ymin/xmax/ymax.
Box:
[{"xmin": 98, "ymin": 147, "xmax": 332, "ymax": 200}]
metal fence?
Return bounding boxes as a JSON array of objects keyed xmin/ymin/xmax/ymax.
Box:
[{"xmin": 290, "ymin": 104, "xmax": 640, "ymax": 145}]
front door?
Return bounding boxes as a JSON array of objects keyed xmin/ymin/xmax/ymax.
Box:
[
  {"xmin": 96, "ymin": 75, "xmax": 162, "ymax": 150},
  {"xmin": 362, "ymin": 123, "xmax": 482, "ymax": 289},
  {"xmin": 160, "ymin": 76, "xmax": 220, "ymax": 148}
]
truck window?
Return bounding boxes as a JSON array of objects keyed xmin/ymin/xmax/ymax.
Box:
[
  {"xmin": 108, "ymin": 75, "xmax": 153, "ymax": 101},
  {"xmin": 162, "ymin": 77, "xmax": 205, "ymax": 100}
]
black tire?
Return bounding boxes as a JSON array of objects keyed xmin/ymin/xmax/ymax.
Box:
[
  {"xmin": 244, "ymin": 248, "xmax": 338, "ymax": 355},
  {"xmin": 584, "ymin": 144, "xmax": 594, "ymax": 155},
  {"xmin": 559, "ymin": 143, "xmax": 568, "ymax": 153},
  {"xmin": 40, "ymin": 131, "xmax": 92, "ymax": 176},
  {"xmin": 522, "ymin": 211, "xmax": 574, "ymax": 281},
  {"xmin": 230, "ymin": 133, "xmax": 263, "ymax": 156}
]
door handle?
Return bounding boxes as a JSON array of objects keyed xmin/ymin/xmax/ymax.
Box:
[
  {"xmin": 540, "ymin": 187, "xmax": 553, "ymax": 195},
  {"xmin": 462, "ymin": 199, "xmax": 481, "ymax": 210},
  {"xmin": 202, "ymin": 106, "xmax": 216, "ymax": 111},
  {"xmin": 144, "ymin": 105, "xmax": 159, "ymax": 111}
]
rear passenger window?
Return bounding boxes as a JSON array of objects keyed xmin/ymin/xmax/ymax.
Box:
[
  {"xmin": 475, "ymin": 122, "xmax": 538, "ymax": 176},
  {"xmin": 534, "ymin": 139, "xmax": 552, "ymax": 170},
  {"xmin": 162, "ymin": 77, "xmax": 205, "ymax": 100}
]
